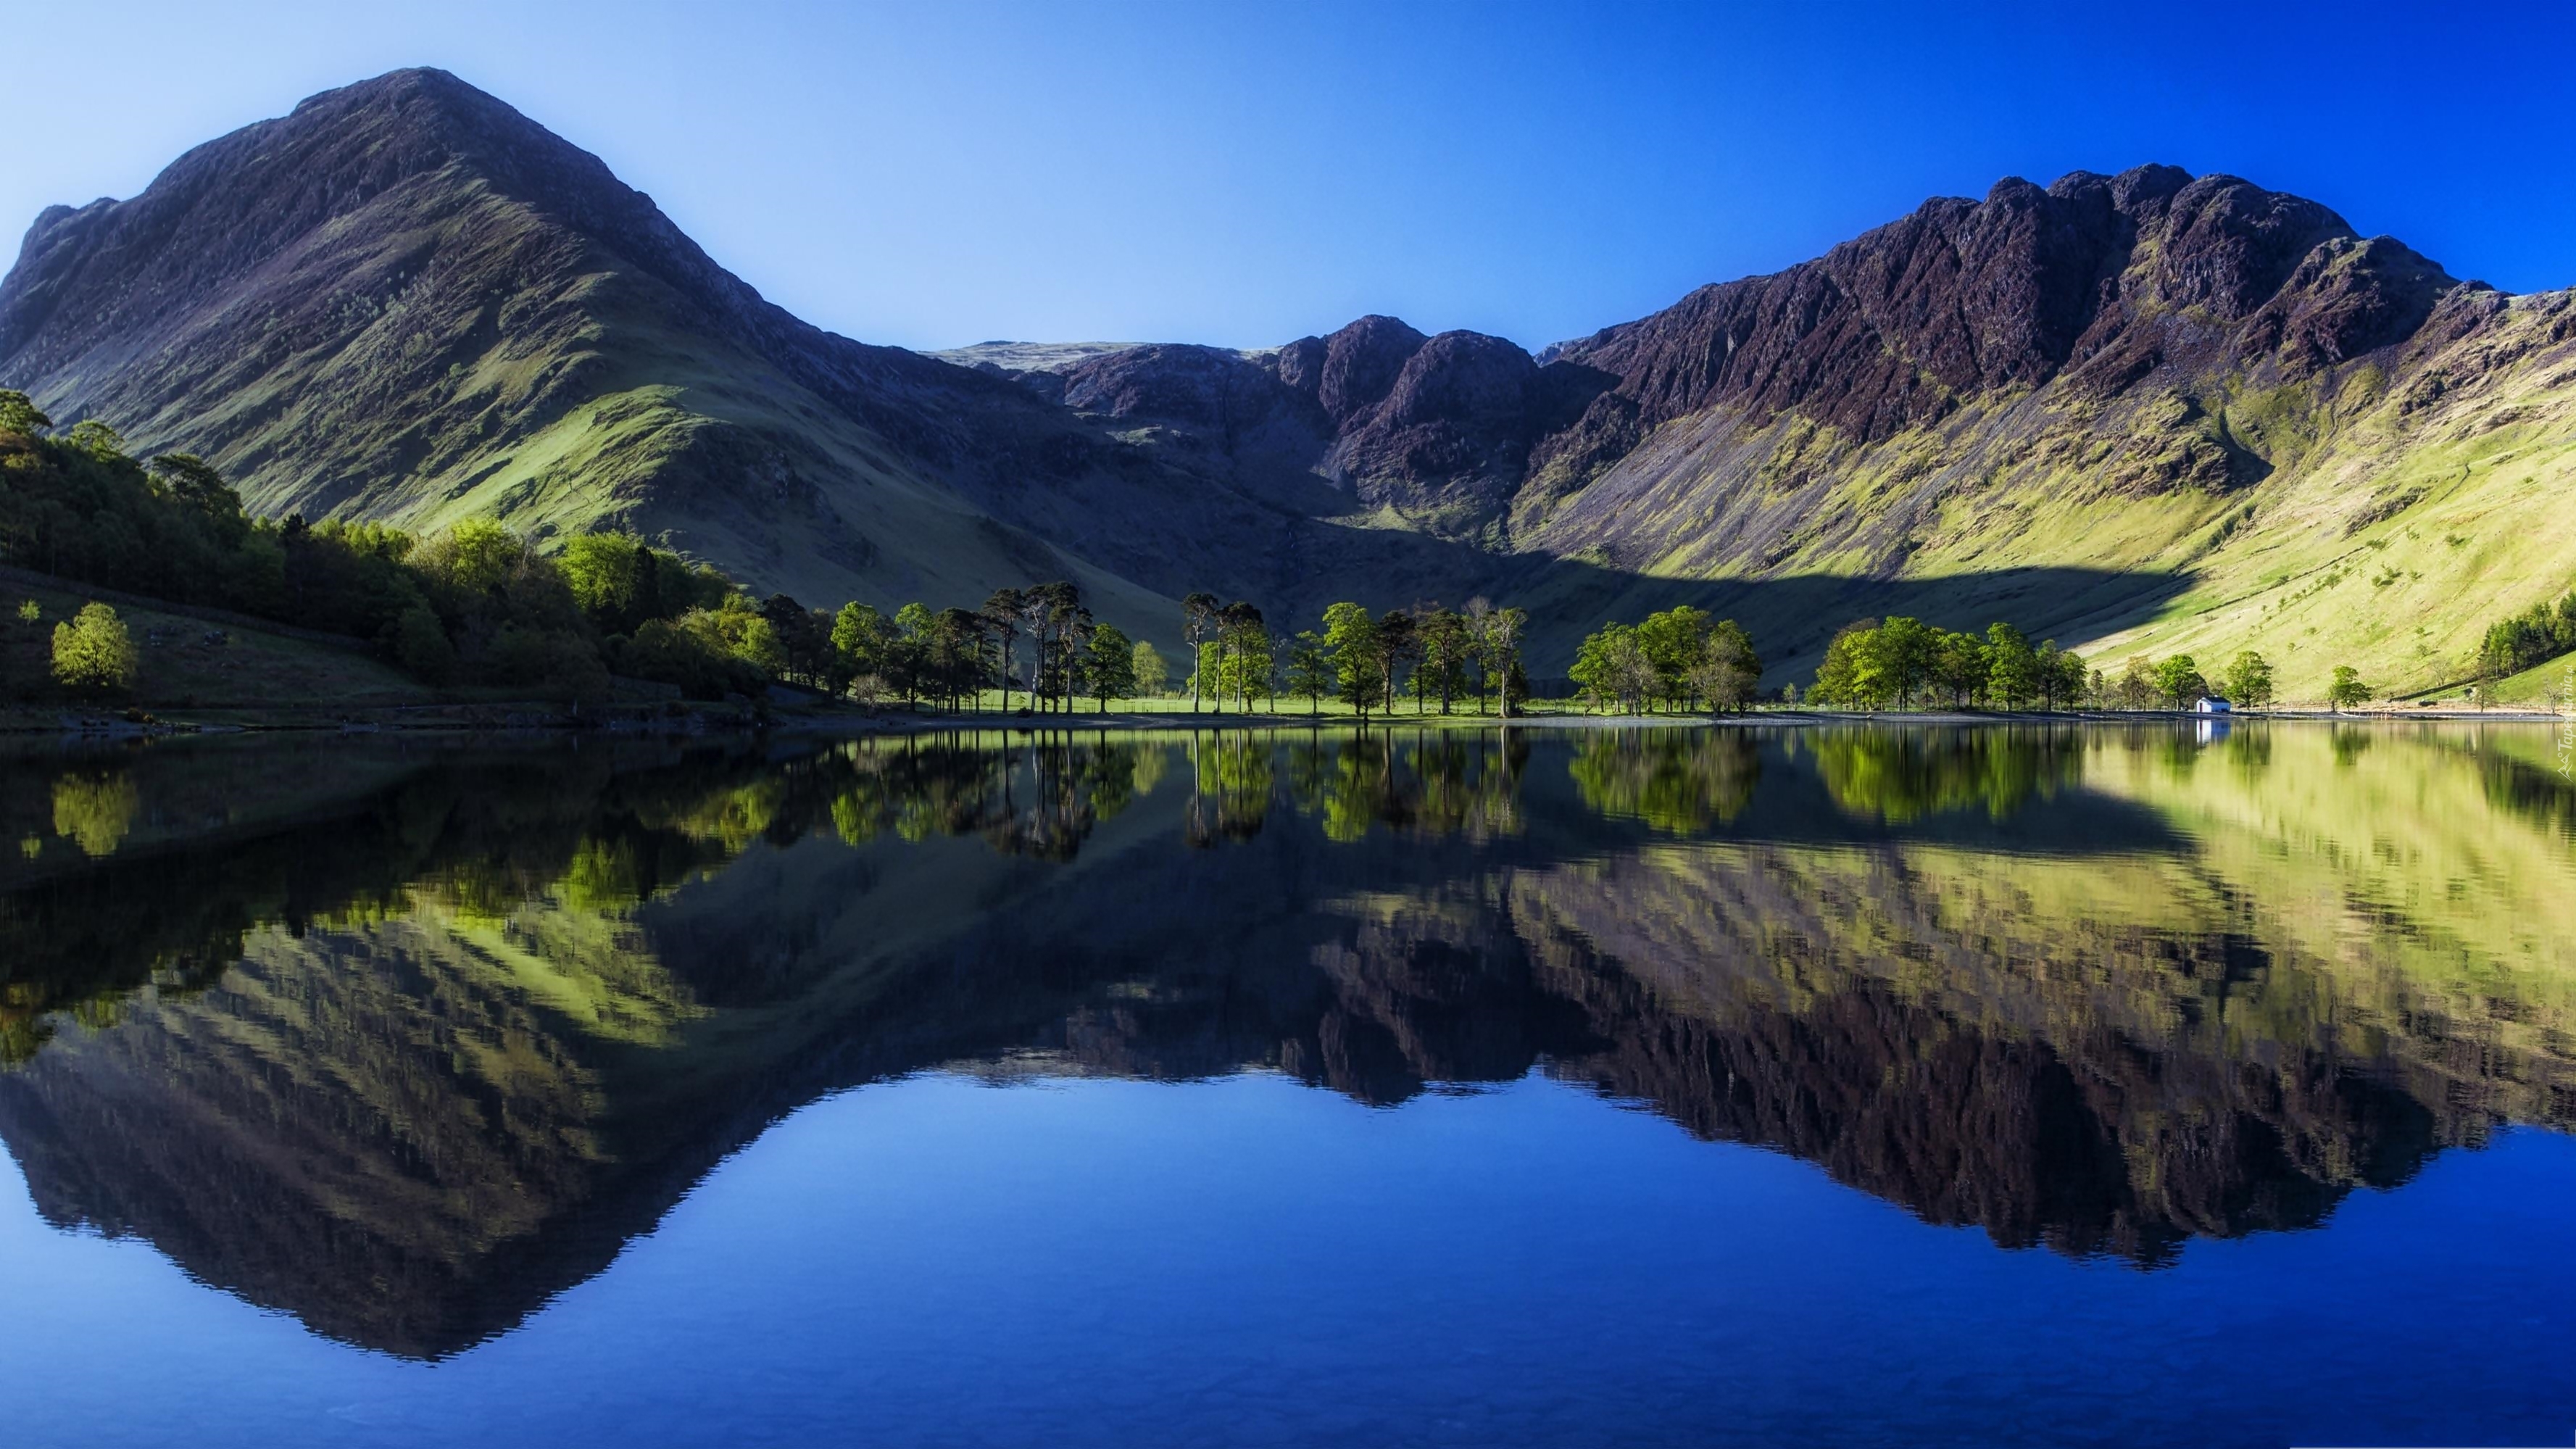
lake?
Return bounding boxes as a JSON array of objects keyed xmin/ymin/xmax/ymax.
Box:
[{"xmin": 0, "ymin": 721, "xmax": 2570, "ymax": 1448}]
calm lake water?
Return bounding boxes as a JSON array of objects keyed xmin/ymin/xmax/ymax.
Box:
[{"xmin": 0, "ymin": 721, "xmax": 2571, "ymax": 1448}]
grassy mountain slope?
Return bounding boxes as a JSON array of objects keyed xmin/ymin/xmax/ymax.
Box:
[
  {"xmin": 0, "ymin": 70, "xmax": 1189, "ymax": 632},
  {"xmin": 4, "ymin": 72, "xmax": 2572, "ymax": 689}
]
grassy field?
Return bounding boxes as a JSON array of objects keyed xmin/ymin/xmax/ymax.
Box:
[{"xmin": 0, "ymin": 583, "xmax": 433, "ymax": 713}]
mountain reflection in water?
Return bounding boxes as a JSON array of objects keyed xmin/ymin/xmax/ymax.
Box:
[{"xmin": 0, "ymin": 723, "xmax": 2569, "ymax": 1360}]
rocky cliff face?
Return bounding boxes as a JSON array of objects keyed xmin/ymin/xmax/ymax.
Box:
[
  {"xmin": 1005, "ymin": 315, "xmax": 1610, "ymax": 539},
  {"xmin": 1523, "ymin": 167, "xmax": 2464, "ymax": 507},
  {"xmin": 1018, "ymin": 165, "xmax": 2476, "ymax": 538}
]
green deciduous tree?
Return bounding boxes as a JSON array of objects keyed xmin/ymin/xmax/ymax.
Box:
[
  {"xmin": 1417, "ymin": 607, "xmax": 1474, "ymax": 714},
  {"xmin": 1321, "ymin": 602, "xmax": 1382, "ymax": 722},
  {"xmin": 2115, "ymin": 657, "xmax": 2156, "ymax": 710},
  {"xmin": 1690, "ymin": 618, "xmax": 1763, "ymax": 712},
  {"xmin": 2035, "ymin": 642, "xmax": 2085, "ymax": 711},
  {"xmin": 1984, "ymin": 623, "xmax": 2039, "ymax": 710},
  {"xmin": 1932, "ymin": 629, "xmax": 1989, "ymax": 707},
  {"xmin": 2221, "ymin": 651, "xmax": 2275, "ymax": 710},
  {"xmin": 1811, "ymin": 620, "xmax": 1878, "ymax": 708},
  {"xmin": 2152, "ymin": 655, "xmax": 2208, "ymax": 710},
  {"xmin": 1471, "ymin": 601, "xmax": 1528, "ymax": 717},
  {"xmin": 1085, "ymin": 623, "xmax": 1137, "ymax": 710},
  {"xmin": 1635, "ymin": 605, "xmax": 1713, "ymax": 711},
  {"xmin": 0, "ymin": 390, "xmax": 52, "ymax": 435},
  {"xmin": 2326, "ymin": 664, "xmax": 2373, "ymax": 712},
  {"xmin": 51, "ymin": 603, "xmax": 137, "ymax": 697},
  {"xmin": 1569, "ymin": 621, "xmax": 1654, "ymax": 713},
  {"xmin": 1130, "ymin": 639, "xmax": 1168, "ymax": 698},
  {"xmin": 1285, "ymin": 630, "xmax": 1331, "ymax": 715}
]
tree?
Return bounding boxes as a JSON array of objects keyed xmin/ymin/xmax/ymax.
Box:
[
  {"xmin": 2035, "ymin": 642, "xmax": 2084, "ymax": 711},
  {"xmin": 389, "ymin": 603, "xmax": 457, "ymax": 684},
  {"xmin": 2114, "ymin": 657, "xmax": 2156, "ymax": 710},
  {"xmin": 1570, "ymin": 622, "xmax": 1654, "ymax": 713},
  {"xmin": 1182, "ymin": 591, "xmax": 1221, "ymax": 712},
  {"xmin": 1475, "ymin": 603, "xmax": 1529, "ymax": 717},
  {"xmin": 1131, "ymin": 639, "xmax": 1168, "ymax": 697},
  {"xmin": 2151, "ymin": 655, "xmax": 2208, "ymax": 710},
  {"xmin": 1869, "ymin": 616, "xmax": 1938, "ymax": 709},
  {"xmin": 1692, "ymin": 619, "xmax": 1762, "ymax": 712},
  {"xmin": 1417, "ymin": 607, "xmax": 1474, "ymax": 714},
  {"xmin": 982, "ymin": 587, "xmax": 1027, "ymax": 710},
  {"xmin": 146, "ymin": 453, "xmax": 246, "ymax": 531},
  {"xmin": 52, "ymin": 603, "xmax": 137, "ymax": 696},
  {"xmin": 831, "ymin": 603, "xmax": 892, "ymax": 692},
  {"xmin": 885, "ymin": 602, "xmax": 936, "ymax": 705},
  {"xmin": 1218, "ymin": 601, "xmax": 1268, "ymax": 711},
  {"xmin": 1932, "ymin": 629, "xmax": 1989, "ymax": 707},
  {"xmin": 2476, "ymin": 589, "xmax": 2576, "ymax": 680},
  {"xmin": 1285, "ymin": 630, "xmax": 1331, "ymax": 715},
  {"xmin": 1086, "ymin": 623, "xmax": 1137, "ymax": 711},
  {"xmin": 760, "ymin": 594, "xmax": 834, "ymax": 689},
  {"xmin": 1322, "ymin": 602, "xmax": 1382, "ymax": 722},
  {"xmin": 1376, "ymin": 608, "xmax": 1418, "ymax": 713},
  {"xmin": 2326, "ymin": 665, "xmax": 2373, "ymax": 712},
  {"xmin": 1022, "ymin": 581, "xmax": 1086, "ymax": 711},
  {"xmin": 1636, "ymin": 605, "xmax": 1713, "ymax": 711},
  {"xmin": 560, "ymin": 533, "xmax": 669, "ymax": 636},
  {"xmin": 1984, "ymin": 623, "xmax": 2040, "ymax": 710},
  {"xmin": 1811, "ymin": 620, "xmax": 1879, "ymax": 708},
  {"xmin": 2220, "ymin": 651, "xmax": 2275, "ymax": 710},
  {"xmin": 64, "ymin": 420, "xmax": 124, "ymax": 459},
  {"xmin": 0, "ymin": 390, "xmax": 51, "ymax": 435}
]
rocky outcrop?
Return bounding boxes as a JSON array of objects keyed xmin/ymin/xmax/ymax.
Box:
[
  {"xmin": 1529, "ymin": 167, "xmax": 2464, "ymax": 493},
  {"xmin": 1029, "ymin": 315, "xmax": 1614, "ymax": 536}
]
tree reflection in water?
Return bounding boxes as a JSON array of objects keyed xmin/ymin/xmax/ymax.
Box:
[{"xmin": 0, "ymin": 723, "xmax": 2566, "ymax": 1355}]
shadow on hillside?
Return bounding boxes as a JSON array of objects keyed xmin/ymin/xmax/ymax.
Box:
[{"xmin": 1250, "ymin": 518, "xmax": 2193, "ymax": 678}]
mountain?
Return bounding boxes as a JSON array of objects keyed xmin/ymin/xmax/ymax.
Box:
[{"xmin": 6, "ymin": 69, "xmax": 2574, "ymax": 688}]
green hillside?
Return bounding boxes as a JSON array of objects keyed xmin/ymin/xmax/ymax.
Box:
[{"xmin": 4, "ymin": 71, "xmax": 2574, "ymax": 694}]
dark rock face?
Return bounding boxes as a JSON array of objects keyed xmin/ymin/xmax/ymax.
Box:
[
  {"xmin": 1037, "ymin": 315, "xmax": 1615, "ymax": 535},
  {"xmin": 1532, "ymin": 165, "xmax": 2461, "ymax": 490},
  {"xmin": 1308, "ymin": 313, "xmax": 1427, "ymax": 422},
  {"xmin": 1012, "ymin": 162, "xmax": 2472, "ymax": 551}
]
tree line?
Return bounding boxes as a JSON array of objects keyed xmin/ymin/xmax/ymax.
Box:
[
  {"xmin": 1804, "ymin": 617, "xmax": 2374, "ymax": 713},
  {"xmin": 2477, "ymin": 587, "xmax": 2576, "ymax": 681},
  {"xmin": 1811, "ymin": 618, "xmax": 2090, "ymax": 710},
  {"xmin": 825, "ymin": 582, "xmax": 1144, "ymax": 713},
  {"xmin": 1566, "ymin": 607, "xmax": 1762, "ymax": 713}
]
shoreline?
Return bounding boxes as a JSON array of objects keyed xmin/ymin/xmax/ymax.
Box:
[{"xmin": 5, "ymin": 699, "xmax": 2564, "ymax": 741}]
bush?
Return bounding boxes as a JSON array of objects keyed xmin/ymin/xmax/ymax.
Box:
[
  {"xmin": 384, "ymin": 604, "xmax": 457, "ymax": 684},
  {"xmin": 51, "ymin": 603, "xmax": 138, "ymax": 697}
]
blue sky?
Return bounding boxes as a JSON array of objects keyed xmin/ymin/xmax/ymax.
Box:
[{"xmin": 9, "ymin": 1, "xmax": 2573, "ymax": 352}]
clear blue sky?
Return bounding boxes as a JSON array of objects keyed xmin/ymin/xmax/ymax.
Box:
[{"xmin": 9, "ymin": 0, "xmax": 2573, "ymax": 352}]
